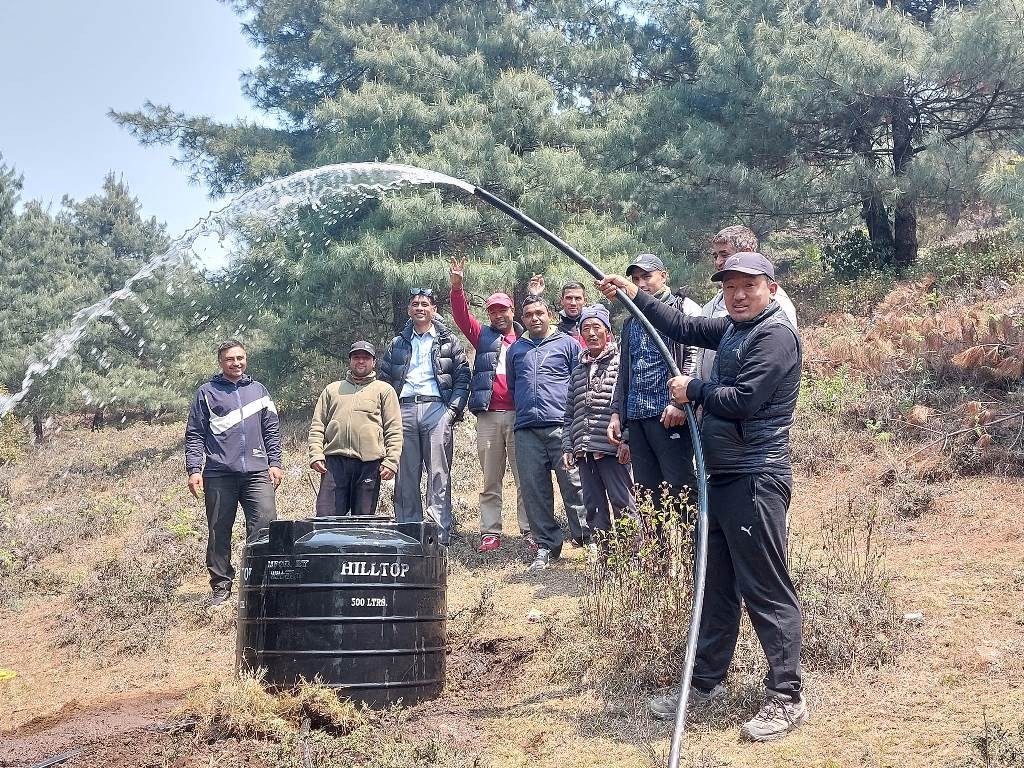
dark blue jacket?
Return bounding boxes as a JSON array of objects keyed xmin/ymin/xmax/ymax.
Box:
[
  {"xmin": 507, "ymin": 331, "xmax": 579, "ymax": 431},
  {"xmin": 378, "ymin": 318, "xmax": 471, "ymax": 418},
  {"xmin": 468, "ymin": 321, "xmax": 524, "ymax": 413},
  {"xmin": 184, "ymin": 374, "xmax": 282, "ymax": 476}
]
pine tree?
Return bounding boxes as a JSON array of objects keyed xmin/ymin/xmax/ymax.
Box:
[
  {"xmin": 625, "ymin": 0, "xmax": 1024, "ymax": 269},
  {"xmin": 112, "ymin": 0, "xmax": 648, "ymax": 401},
  {"xmin": 0, "ymin": 173, "xmax": 206, "ymax": 433}
]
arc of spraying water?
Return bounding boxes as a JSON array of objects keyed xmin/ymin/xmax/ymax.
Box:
[{"xmin": 471, "ymin": 186, "xmax": 708, "ymax": 767}]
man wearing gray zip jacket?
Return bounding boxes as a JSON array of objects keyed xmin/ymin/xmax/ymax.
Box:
[
  {"xmin": 185, "ymin": 339, "xmax": 283, "ymax": 606},
  {"xmin": 598, "ymin": 252, "xmax": 807, "ymax": 743}
]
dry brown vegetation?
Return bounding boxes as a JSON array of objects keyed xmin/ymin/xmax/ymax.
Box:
[{"xmin": 3, "ymin": 279, "xmax": 1024, "ymax": 767}]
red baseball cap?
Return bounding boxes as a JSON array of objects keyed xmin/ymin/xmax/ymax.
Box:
[{"xmin": 484, "ymin": 292, "xmax": 513, "ymax": 309}]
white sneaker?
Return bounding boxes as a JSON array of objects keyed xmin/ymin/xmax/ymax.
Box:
[
  {"xmin": 528, "ymin": 548, "xmax": 555, "ymax": 571},
  {"xmin": 740, "ymin": 691, "xmax": 808, "ymax": 741}
]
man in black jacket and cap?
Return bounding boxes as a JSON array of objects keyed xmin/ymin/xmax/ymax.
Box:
[{"xmin": 597, "ymin": 252, "xmax": 806, "ymax": 743}]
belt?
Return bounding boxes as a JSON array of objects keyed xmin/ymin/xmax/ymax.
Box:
[{"xmin": 399, "ymin": 395, "xmax": 444, "ymax": 404}]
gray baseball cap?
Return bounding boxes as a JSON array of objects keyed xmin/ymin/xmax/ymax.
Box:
[
  {"xmin": 711, "ymin": 251, "xmax": 775, "ymax": 282},
  {"xmin": 626, "ymin": 253, "xmax": 667, "ymax": 276},
  {"xmin": 348, "ymin": 340, "xmax": 377, "ymax": 358}
]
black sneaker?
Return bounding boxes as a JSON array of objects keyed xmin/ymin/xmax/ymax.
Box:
[{"xmin": 209, "ymin": 588, "xmax": 232, "ymax": 607}]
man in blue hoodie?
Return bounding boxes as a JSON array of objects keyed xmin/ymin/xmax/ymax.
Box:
[
  {"xmin": 508, "ymin": 296, "xmax": 588, "ymax": 571},
  {"xmin": 185, "ymin": 340, "xmax": 283, "ymax": 605}
]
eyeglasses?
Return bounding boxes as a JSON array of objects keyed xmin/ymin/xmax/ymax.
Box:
[{"xmin": 409, "ymin": 288, "xmax": 434, "ymax": 298}]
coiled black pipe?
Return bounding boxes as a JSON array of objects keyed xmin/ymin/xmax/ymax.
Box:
[{"xmin": 471, "ymin": 186, "xmax": 708, "ymax": 767}]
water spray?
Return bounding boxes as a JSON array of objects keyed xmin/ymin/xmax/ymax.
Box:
[
  {"xmin": 472, "ymin": 186, "xmax": 708, "ymax": 766},
  {"xmin": 2, "ymin": 162, "xmax": 709, "ymax": 762}
]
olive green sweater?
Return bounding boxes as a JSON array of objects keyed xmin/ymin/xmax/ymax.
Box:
[{"xmin": 308, "ymin": 372, "xmax": 403, "ymax": 472}]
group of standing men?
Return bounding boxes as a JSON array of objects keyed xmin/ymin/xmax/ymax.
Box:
[{"xmin": 183, "ymin": 224, "xmax": 808, "ymax": 742}]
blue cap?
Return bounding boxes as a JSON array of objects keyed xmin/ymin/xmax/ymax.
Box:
[{"xmin": 579, "ymin": 304, "xmax": 611, "ymax": 331}]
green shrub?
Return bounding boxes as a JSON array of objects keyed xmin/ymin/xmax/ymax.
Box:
[
  {"xmin": 920, "ymin": 225, "xmax": 1024, "ymax": 291},
  {"xmin": 821, "ymin": 229, "xmax": 893, "ymax": 278},
  {"xmin": 780, "ymin": 247, "xmax": 898, "ymax": 322},
  {"xmin": 951, "ymin": 716, "xmax": 1024, "ymax": 767}
]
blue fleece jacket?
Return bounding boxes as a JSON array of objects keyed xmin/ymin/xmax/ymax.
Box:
[
  {"xmin": 184, "ymin": 373, "xmax": 282, "ymax": 476},
  {"xmin": 507, "ymin": 331, "xmax": 579, "ymax": 431}
]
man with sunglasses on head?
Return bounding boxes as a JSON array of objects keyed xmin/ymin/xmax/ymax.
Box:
[
  {"xmin": 379, "ymin": 288, "xmax": 471, "ymax": 545},
  {"xmin": 449, "ymin": 257, "xmax": 531, "ymax": 553}
]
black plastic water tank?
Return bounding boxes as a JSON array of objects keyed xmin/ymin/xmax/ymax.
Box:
[{"xmin": 236, "ymin": 516, "xmax": 446, "ymax": 707}]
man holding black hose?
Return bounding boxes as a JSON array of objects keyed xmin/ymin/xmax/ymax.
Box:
[{"xmin": 597, "ymin": 252, "xmax": 807, "ymax": 742}]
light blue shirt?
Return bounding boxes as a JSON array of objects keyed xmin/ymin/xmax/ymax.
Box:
[{"xmin": 400, "ymin": 327, "xmax": 442, "ymax": 398}]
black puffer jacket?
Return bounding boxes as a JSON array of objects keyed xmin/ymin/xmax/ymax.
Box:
[
  {"xmin": 378, "ymin": 318, "xmax": 471, "ymax": 419},
  {"xmin": 632, "ymin": 291, "xmax": 802, "ymax": 475},
  {"xmin": 556, "ymin": 312, "xmax": 580, "ymax": 337},
  {"xmin": 562, "ymin": 341, "xmax": 620, "ymax": 458}
]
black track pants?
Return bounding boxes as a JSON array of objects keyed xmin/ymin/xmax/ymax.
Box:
[
  {"xmin": 315, "ymin": 456, "xmax": 382, "ymax": 517},
  {"xmin": 628, "ymin": 416, "xmax": 697, "ymax": 508},
  {"xmin": 204, "ymin": 471, "xmax": 277, "ymax": 593},
  {"xmin": 691, "ymin": 472, "xmax": 803, "ymax": 700}
]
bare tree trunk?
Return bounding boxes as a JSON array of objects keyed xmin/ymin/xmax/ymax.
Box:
[
  {"xmin": 861, "ymin": 192, "xmax": 895, "ymax": 258},
  {"xmin": 391, "ymin": 288, "xmax": 407, "ymax": 336},
  {"xmin": 32, "ymin": 414, "xmax": 44, "ymax": 442},
  {"xmin": 851, "ymin": 121, "xmax": 896, "ymax": 262},
  {"xmin": 892, "ymin": 199, "xmax": 919, "ymax": 271},
  {"xmin": 890, "ymin": 96, "xmax": 919, "ymax": 271}
]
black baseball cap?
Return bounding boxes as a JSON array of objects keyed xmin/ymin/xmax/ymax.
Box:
[
  {"xmin": 626, "ymin": 253, "xmax": 667, "ymax": 276},
  {"xmin": 711, "ymin": 251, "xmax": 776, "ymax": 282},
  {"xmin": 348, "ymin": 340, "xmax": 377, "ymax": 358}
]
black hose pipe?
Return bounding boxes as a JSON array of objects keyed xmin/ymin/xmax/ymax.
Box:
[{"xmin": 471, "ymin": 186, "xmax": 709, "ymax": 767}]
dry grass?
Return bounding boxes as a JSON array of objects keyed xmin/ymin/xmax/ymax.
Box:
[
  {"xmin": 578, "ymin": 483, "xmax": 907, "ymax": 721},
  {"xmin": 791, "ymin": 499, "xmax": 906, "ymax": 673},
  {"xmin": 579, "ymin": 488, "xmax": 696, "ymax": 695},
  {"xmin": 182, "ymin": 673, "xmax": 488, "ymax": 768},
  {"xmin": 56, "ymin": 528, "xmax": 193, "ymax": 657}
]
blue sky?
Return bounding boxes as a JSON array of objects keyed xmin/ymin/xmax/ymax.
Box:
[{"xmin": 0, "ymin": 1, "xmax": 263, "ymax": 236}]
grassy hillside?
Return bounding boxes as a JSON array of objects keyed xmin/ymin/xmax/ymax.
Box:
[{"xmin": 3, "ymin": 276, "xmax": 1024, "ymax": 767}]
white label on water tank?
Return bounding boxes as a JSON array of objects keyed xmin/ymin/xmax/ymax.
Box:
[
  {"xmin": 337, "ymin": 561, "xmax": 411, "ymax": 578},
  {"xmin": 350, "ymin": 596, "xmax": 388, "ymax": 607}
]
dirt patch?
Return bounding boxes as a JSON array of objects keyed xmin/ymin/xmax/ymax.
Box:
[{"xmin": 0, "ymin": 692, "xmax": 185, "ymax": 767}]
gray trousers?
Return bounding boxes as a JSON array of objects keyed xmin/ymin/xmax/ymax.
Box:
[
  {"xmin": 514, "ymin": 425, "xmax": 588, "ymax": 555},
  {"xmin": 395, "ymin": 401, "xmax": 454, "ymax": 542},
  {"xmin": 577, "ymin": 453, "xmax": 636, "ymax": 533},
  {"xmin": 204, "ymin": 471, "xmax": 276, "ymax": 592}
]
